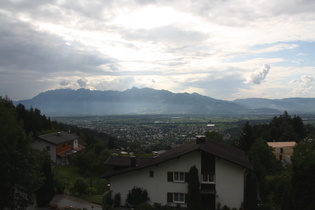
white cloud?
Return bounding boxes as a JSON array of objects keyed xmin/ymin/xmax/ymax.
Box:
[
  {"xmin": 301, "ymin": 75, "xmax": 315, "ymax": 84},
  {"xmin": 1, "ymin": 0, "xmax": 315, "ymax": 100},
  {"xmin": 246, "ymin": 64, "xmax": 271, "ymax": 84}
]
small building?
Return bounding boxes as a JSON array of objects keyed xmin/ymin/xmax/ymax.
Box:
[
  {"xmin": 267, "ymin": 141, "xmax": 297, "ymax": 164},
  {"xmin": 32, "ymin": 131, "xmax": 85, "ymax": 165},
  {"xmin": 101, "ymin": 136, "xmax": 252, "ymax": 209}
]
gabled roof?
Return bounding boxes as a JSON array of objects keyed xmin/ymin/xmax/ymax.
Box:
[
  {"xmin": 105, "ymin": 156, "xmax": 152, "ymax": 167},
  {"xmin": 37, "ymin": 131, "xmax": 78, "ymax": 145},
  {"xmin": 101, "ymin": 138, "xmax": 252, "ymax": 178}
]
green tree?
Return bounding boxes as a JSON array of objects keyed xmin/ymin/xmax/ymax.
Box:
[
  {"xmin": 204, "ymin": 131, "xmax": 223, "ymax": 142},
  {"xmin": 248, "ymin": 138, "xmax": 283, "ymax": 201},
  {"xmin": 291, "ymin": 140, "xmax": 315, "ymax": 210},
  {"xmin": 240, "ymin": 122, "xmax": 255, "ymax": 153},
  {"xmin": 126, "ymin": 186, "xmax": 149, "ymax": 207},
  {"xmin": 0, "ymin": 97, "xmax": 43, "ymax": 209},
  {"xmin": 36, "ymin": 152, "xmax": 54, "ymax": 207},
  {"xmin": 244, "ymin": 171, "xmax": 258, "ymax": 210},
  {"xmin": 187, "ymin": 166, "xmax": 202, "ymax": 210}
]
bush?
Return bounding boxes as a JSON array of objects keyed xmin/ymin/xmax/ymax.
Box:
[
  {"xmin": 114, "ymin": 193, "xmax": 121, "ymax": 207},
  {"xmin": 87, "ymin": 187, "xmax": 97, "ymax": 195},
  {"xmin": 102, "ymin": 191, "xmax": 113, "ymax": 210},
  {"xmin": 54, "ymin": 172, "xmax": 66, "ymax": 194},
  {"xmin": 126, "ymin": 186, "xmax": 150, "ymax": 207},
  {"xmin": 72, "ymin": 177, "xmax": 89, "ymax": 195},
  {"xmin": 96, "ymin": 179, "xmax": 108, "ymax": 194}
]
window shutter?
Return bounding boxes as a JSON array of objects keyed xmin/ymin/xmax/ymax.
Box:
[
  {"xmin": 167, "ymin": 193, "xmax": 173, "ymax": 202},
  {"xmin": 167, "ymin": 172, "xmax": 173, "ymax": 182}
]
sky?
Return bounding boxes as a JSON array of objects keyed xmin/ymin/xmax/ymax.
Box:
[{"xmin": 0, "ymin": 0, "xmax": 315, "ymax": 101}]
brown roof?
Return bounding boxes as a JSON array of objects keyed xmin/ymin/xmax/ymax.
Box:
[
  {"xmin": 101, "ymin": 138, "xmax": 252, "ymax": 178},
  {"xmin": 37, "ymin": 131, "xmax": 78, "ymax": 145},
  {"xmin": 267, "ymin": 141, "xmax": 297, "ymax": 148}
]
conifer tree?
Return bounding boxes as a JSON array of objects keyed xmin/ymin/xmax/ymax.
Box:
[
  {"xmin": 187, "ymin": 165, "xmax": 202, "ymax": 210},
  {"xmin": 36, "ymin": 152, "xmax": 54, "ymax": 207}
]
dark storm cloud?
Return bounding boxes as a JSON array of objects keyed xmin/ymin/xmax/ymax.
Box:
[{"xmin": 0, "ymin": 14, "xmax": 117, "ymax": 75}]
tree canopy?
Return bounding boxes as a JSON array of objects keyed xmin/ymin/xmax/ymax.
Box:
[{"xmin": 0, "ymin": 97, "xmax": 43, "ymax": 209}]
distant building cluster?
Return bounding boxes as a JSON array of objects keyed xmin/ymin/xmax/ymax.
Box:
[{"xmin": 57, "ymin": 117, "xmax": 222, "ymax": 149}]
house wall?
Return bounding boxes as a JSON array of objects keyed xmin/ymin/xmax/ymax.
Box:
[
  {"xmin": 73, "ymin": 139, "xmax": 78, "ymax": 149},
  {"xmin": 272, "ymin": 146, "xmax": 294, "ymax": 160},
  {"xmin": 215, "ymin": 158, "xmax": 245, "ymax": 209},
  {"xmin": 110, "ymin": 152, "xmax": 246, "ymax": 209},
  {"xmin": 32, "ymin": 139, "xmax": 56, "ymax": 162},
  {"xmin": 56, "ymin": 140, "xmax": 73, "ymax": 154},
  {"xmin": 110, "ymin": 151, "xmax": 201, "ymax": 207}
]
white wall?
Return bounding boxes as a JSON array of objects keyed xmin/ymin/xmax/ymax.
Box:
[
  {"xmin": 110, "ymin": 151, "xmax": 201, "ymax": 207},
  {"xmin": 73, "ymin": 139, "xmax": 78, "ymax": 149},
  {"xmin": 32, "ymin": 139, "xmax": 56, "ymax": 162},
  {"xmin": 110, "ymin": 152, "xmax": 246, "ymax": 208},
  {"xmin": 215, "ymin": 158, "xmax": 245, "ymax": 209}
]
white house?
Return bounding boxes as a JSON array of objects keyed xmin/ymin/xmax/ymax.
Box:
[
  {"xmin": 32, "ymin": 131, "xmax": 85, "ymax": 165},
  {"xmin": 101, "ymin": 136, "xmax": 252, "ymax": 209}
]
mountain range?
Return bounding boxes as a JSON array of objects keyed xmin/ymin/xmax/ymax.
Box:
[{"xmin": 15, "ymin": 88, "xmax": 315, "ymax": 116}]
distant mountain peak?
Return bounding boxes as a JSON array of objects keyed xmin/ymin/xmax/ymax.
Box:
[{"xmin": 14, "ymin": 88, "xmax": 315, "ymax": 116}]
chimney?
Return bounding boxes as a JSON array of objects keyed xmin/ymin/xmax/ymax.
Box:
[
  {"xmin": 196, "ymin": 135, "xmax": 206, "ymax": 144},
  {"xmin": 130, "ymin": 157, "xmax": 137, "ymax": 167}
]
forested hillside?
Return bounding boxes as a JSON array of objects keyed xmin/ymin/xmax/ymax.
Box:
[{"xmin": 0, "ymin": 96, "xmax": 114, "ymax": 209}]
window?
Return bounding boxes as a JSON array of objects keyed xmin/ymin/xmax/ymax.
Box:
[
  {"xmin": 174, "ymin": 172, "xmax": 185, "ymax": 182},
  {"xmin": 202, "ymin": 173, "xmax": 215, "ymax": 183},
  {"xmin": 46, "ymin": 146, "xmax": 50, "ymax": 151},
  {"xmin": 149, "ymin": 171, "xmax": 154, "ymax": 178},
  {"xmin": 167, "ymin": 172, "xmax": 187, "ymax": 182},
  {"xmin": 167, "ymin": 193, "xmax": 186, "ymax": 203},
  {"xmin": 173, "ymin": 193, "xmax": 185, "ymax": 203}
]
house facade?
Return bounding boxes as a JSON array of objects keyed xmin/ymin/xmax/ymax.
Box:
[
  {"xmin": 102, "ymin": 136, "xmax": 252, "ymax": 209},
  {"xmin": 267, "ymin": 141, "xmax": 297, "ymax": 164},
  {"xmin": 32, "ymin": 131, "xmax": 85, "ymax": 165}
]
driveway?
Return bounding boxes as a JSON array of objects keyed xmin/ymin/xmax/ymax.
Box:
[
  {"xmin": 51, "ymin": 194, "xmax": 102, "ymax": 210},
  {"xmin": 28, "ymin": 194, "xmax": 102, "ymax": 210}
]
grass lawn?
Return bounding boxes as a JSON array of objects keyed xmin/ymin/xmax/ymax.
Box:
[
  {"xmin": 53, "ymin": 165, "xmax": 82, "ymax": 193},
  {"xmin": 53, "ymin": 165, "xmax": 106, "ymax": 197}
]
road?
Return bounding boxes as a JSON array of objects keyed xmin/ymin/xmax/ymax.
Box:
[{"xmin": 28, "ymin": 194, "xmax": 102, "ymax": 210}]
